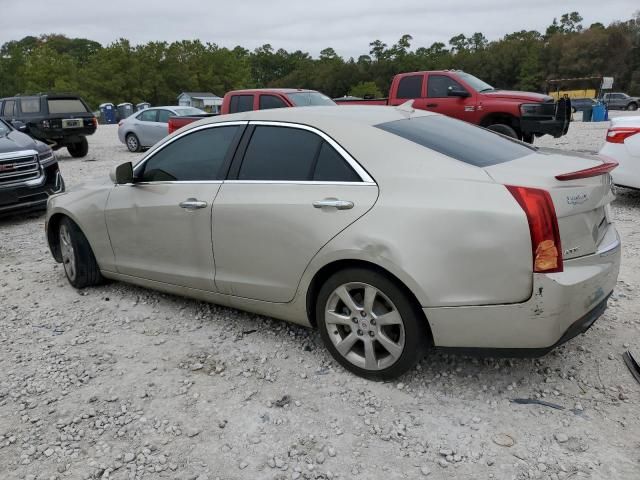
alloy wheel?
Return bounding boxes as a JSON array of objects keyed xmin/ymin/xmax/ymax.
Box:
[
  {"xmin": 127, "ymin": 135, "xmax": 139, "ymax": 152},
  {"xmin": 59, "ymin": 223, "xmax": 76, "ymax": 281},
  {"xmin": 324, "ymin": 282, "xmax": 405, "ymax": 371}
]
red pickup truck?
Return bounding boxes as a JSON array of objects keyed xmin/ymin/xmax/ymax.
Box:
[
  {"xmin": 335, "ymin": 70, "xmax": 570, "ymax": 142},
  {"xmin": 168, "ymin": 88, "xmax": 335, "ymax": 134}
]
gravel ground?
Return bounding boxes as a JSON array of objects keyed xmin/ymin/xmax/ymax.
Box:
[{"xmin": 1, "ymin": 113, "xmax": 639, "ymax": 480}]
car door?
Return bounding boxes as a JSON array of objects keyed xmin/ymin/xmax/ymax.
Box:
[
  {"xmin": 424, "ymin": 74, "xmax": 476, "ymax": 121},
  {"xmin": 104, "ymin": 122, "xmax": 245, "ymax": 290},
  {"xmin": 135, "ymin": 109, "xmax": 158, "ymax": 146},
  {"xmin": 212, "ymin": 122, "xmax": 378, "ymax": 303}
]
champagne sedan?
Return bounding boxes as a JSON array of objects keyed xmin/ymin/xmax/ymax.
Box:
[{"xmin": 46, "ymin": 105, "xmax": 621, "ymax": 379}]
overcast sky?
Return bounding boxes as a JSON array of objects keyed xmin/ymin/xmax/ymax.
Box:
[{"xmin": 1, "ymin": 0, "xmax": 637, "ymax": 58}]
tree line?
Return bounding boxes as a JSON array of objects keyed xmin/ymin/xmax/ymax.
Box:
[{"xmin": 0, "ymin": 11, "xmax": 638, "ymax": 109}]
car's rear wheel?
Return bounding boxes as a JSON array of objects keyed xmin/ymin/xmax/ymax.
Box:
[
  {"xmin": 67, "ymin": 137, "xmax": 89, "ymax": 157},
  {"xmin": 126, "ymin": 133, "xmax": 141, "ymax": 152},
  {"xmin": 58, "ymin": 217, "xmax": 103, "ymax": 289},
  {"xmin": 628, "ymin": 102, "xmax": 638, "ymax": 111},
  {"xmin": 487, "ymin": 123, "xmax": 518, "ymax": 139},
  {"xmin": 316, "ymin": 268, "xmax": 429, "ymax": 380}
]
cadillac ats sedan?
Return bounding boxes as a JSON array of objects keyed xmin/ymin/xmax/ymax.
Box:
[{"xmin": 46, "ymin": 106, "xmax": 621, "ymax": 379}]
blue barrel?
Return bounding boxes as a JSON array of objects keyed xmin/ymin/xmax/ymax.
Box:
[{"xmin": 591, "ymin": 103, "xmax": 607, "ymax": 122}]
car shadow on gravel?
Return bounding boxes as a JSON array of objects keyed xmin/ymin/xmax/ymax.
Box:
[
  {"xmin": 613, "ymin": 187, "xmax": 640, "ymax": 208},
  {"xmin": 0, "ymin": 209, "xmax": 46, "ymax": 227}
]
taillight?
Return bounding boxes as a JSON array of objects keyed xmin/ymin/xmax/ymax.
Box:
[
  {"xmin": 606, "ymin": 127, "xmax": 640, "ymax": 144},
  {"xmin": 40, "ymin": 120, "xmax": 51, "ymax": 129},
  {"xmin": 506, "ymin": 185, "xmax": 563, "ymax": 273},
  {"xmin": 93, "ymin": 117, "xmax": 98, "ymax": 127},
  {"xmin": 555, "ymin": 159, "xmax": 618, "ymax": 181},
  {"xmin": 118, "ymin": 121, "xmax": 123, "ymax": 127}
]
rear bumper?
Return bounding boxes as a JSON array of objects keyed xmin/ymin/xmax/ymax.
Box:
[
  {"xmin": 0, "ymin": 164, "xmax": 65, "ymax": 216},
  {"xmin": 425, "ymin": 226, "xmax": 621, "ymax": 353}
]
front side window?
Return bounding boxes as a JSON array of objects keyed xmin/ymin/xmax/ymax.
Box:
[
  {"xmin": 259, "ymin": 95, "xmax": 288, "ymax": 110},
  {"xmin": 20, "ymin": 97, "xmax": 41, "ymax": 114},
  {"xmin": 157, "ymin": 110, "xmax": 175, "ymax": 123},
  {"xmin": 138, "ymin": 110, "xmax": 157, "ymax": 122},
  {"xmin": 427, "ymin": 75, "xmax": 467, "ymax": 98},
  {"xmin": 229, "ymin": 95, "xmax": 254, "ymax": 113},
  {"xmin": 397, "ymin": 75, "xmax": 423, "ymax": 99},
  {"xmin": 140, "ymin": 125, "xmax": 240, "ymax": 182}
]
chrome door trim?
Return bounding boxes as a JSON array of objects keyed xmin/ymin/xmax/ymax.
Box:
[
  {"xmin": 132, "ymin": 121, "xmax": 250, "ymax": 177},
  {"xmin": 246, "ymin": 120, "xmax": 376, "ymax": 184},
  {"xmin": 222, "ymin": 180, "xmax": 376, "ymax": 186}
]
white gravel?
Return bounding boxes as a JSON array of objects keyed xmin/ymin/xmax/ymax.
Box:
[{"xmin": 1, "ymin": 113, "xmax": 639, "ymax": 480}]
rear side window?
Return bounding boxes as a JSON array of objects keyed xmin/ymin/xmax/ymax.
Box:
[
  {"xmin": 19, "ymin": 97, "xmax": 41, "ymax": 113},
  {"xmin": 47, "ymin": 99, "xmax": 88, "ymax": 114},
  {"xmin": 141, "ymin": 125, "xmax": 240, "ymax": 182},
  {"xmin": 396, "ymin": 75, "xmax": 423, "ymax": 99},
  {"xmin": 313, "ymin": 142, "xmax": 360, "ymax": 182},
  {"xmin": 259, "ymin": 95, "xmax": 287, "ymax": 110},
  {"xmin": 229, "ymin": 95, "xmax": 254, "ymax": 113},
  {"xmin": 239, "ymin": 126, "xmax": 322, "ymax": 180},
  {"xmin": 375, "ymin": 115, "xmax": 534, "ymax": 167}
]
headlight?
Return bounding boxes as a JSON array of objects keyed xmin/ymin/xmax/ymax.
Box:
[
  {"xmin": 520, "ymin": 103, "xmax": 555, "ymax": 117},
  {"xmin": 38, "ymin": 148, "xmax": 56, "ymax": 167}
]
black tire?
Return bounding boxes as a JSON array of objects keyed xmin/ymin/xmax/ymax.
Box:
[
  {"xmin": 487, "ymin": 123, "xmax": 518, "ymax": 139},
  {"xmin": 628, "ymin": 103, "xmax": 638, "ymax": 111},
  {"xmin": 58, "ymin": 217, "xmax": 103, "ymax": 289},
  {"xmin": 126, "ymin": 133, "xmax": 141, "ymax": 152},
  {"xmin": 522, "ymin": 132, "xmax": 534, "ymax": 144},
  {"xmin": 67, "ymin": 137, "xmax": 89, "ymax": 158},
  {"xmin": 316, "ymin": 267, "xmax": 430, "ymax": 380}
]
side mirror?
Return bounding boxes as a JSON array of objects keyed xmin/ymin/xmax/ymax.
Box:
[
  {"xmin": 448, "ymin": 87, "xmax": 470, "ymax": 98},
  {"xmin": 110, "ymin": 162, "xmax": 134, "ymax": 184},
  {"xmin": 11, "ymin": 120, "xmax": 27, "ymax": 132}
]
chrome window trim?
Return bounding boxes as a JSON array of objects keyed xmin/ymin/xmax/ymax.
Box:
[
  {"xmin": 246, "ymin": 120, "xmax": 375, "ymax": 184},
  {"xmin": 223, "ymin": 180, "xmax": 376, "ymax": 186},
  {"xmin": 132, "ymin": 121, "xmax": 249, "ymax": 177}
]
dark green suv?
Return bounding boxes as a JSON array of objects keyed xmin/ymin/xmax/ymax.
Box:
[{"xmin": 0, "ymin": 94, "xmax": 97, "ymax": 157}]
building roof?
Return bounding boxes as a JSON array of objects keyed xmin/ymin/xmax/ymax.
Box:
[{"xmin": 178, "ymin": 92, "xmax": 220, "ymax": 99}]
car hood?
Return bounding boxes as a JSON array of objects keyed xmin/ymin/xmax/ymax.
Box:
[
  {"xmin": 0, "ymin": 130, "xmax": 48, "ymax": 155},
  {"xmin": 480, "ymin": 90, "xmax": 553, "ymax": 103}
]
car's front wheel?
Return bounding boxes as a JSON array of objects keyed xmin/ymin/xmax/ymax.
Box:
[
  {"xmin": 487, "ymin": 123, "xmax": 518, "ymax": 139},
  {"xmin": 67, "ymin": 137, "xmax": 89, "ymax": 157},
  {"xmin": 58, "ymin": 217, "xmax": 103, "ymax": 289},
  {"xmin": 126, "ymin": 133, "xmax": 141, "ymax": 152},
  {"xmin": 628, "ymin": 102, "xmax": 638, "ymax": 111},
  {"xmin": 316, "ymin": 268, "xmax": 430, "ymax": 380}
]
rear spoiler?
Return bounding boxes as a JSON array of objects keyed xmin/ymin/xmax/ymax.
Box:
[{"xmin": 555, "ymin": 159, "xmax": 618, "ymax": 181}]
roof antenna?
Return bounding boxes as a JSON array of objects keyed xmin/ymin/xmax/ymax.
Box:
[{"xmin": 395, "ymin": 100, "xmax": 415, "ymax": 117}]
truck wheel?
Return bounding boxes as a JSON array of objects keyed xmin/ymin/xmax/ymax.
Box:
[
  {"xmin": 487, "ymin": 124, "xmax": 518, "ymax": 139},
  {"xmin": 628, "ymin": 103, "xmax": 638, "ymax": 111},
  {"xmin": 58, "ymin": 217, "xmax": 103, "ymax": 289},
  {"xmin": 522, "ymin": 133, "xmax": 534, "ymax": 144},
  {"xmin": 316, "ymin": 267, "xmax": 430, "ymax": 380},
  {"xmin": 67, "ymin": 137, "xmax": 89, "ymax": 158},
  {"xmin": 126, "ymin": 133, "xmax": 141, "ymax": 152}
]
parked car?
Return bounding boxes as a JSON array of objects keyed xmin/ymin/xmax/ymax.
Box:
[
  {"xmin": 569, "ymin": 97, "xmax": 596, "ymax": 113},
  {"xmin": 0, "ymin": 119, "xmax": 64, "ymax": 215},
  {"xmin": 46, "ymin": 105, "xmax": 620, "ymax": 379},
  {"xmin": 117, "ymin": 106, "xmax": 208, "ymax": 152},
  {"xmin": 601, "ymin": 93, "xmax": 639, "ymax": 111},
  {"xmin": 335, "ymin": 70, "xmax": 571, "ymax": 142},
  {"xmin": 600, "ymin": 115, "xmax": 640, "ymax": 189},
  {"xmin": 168, "ymin": 89, "xmax": 334, "ymax": 134},
  {"xmin": 0, "ymin": 94, "xmax": 97, "ymax": 157}
]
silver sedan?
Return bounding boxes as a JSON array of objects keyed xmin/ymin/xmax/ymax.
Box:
[
  {"xmin": 46, "ymin": 106, "xmax": 620, "ymax": 379},
  {"xmin": 117, "ymin": 106, "xmax": 205, "ymax": 152}
]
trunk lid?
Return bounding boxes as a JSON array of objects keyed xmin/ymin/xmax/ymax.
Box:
[{"xmin": 484, "ymin": 148, "xmax": 615, "ymax": 260}]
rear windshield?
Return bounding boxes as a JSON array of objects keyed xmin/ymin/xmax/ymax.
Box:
[
  {"xmin": 375, "ymin": 115, "xmax": 535, "ymax": 167},
  {"xmin": 286, "ymin": 92, "xmax": 335, "ymax": 106},
  {"xmin": 175, "ymin": 107, "xmax": 205, "ymax": 116},
  {"xmin": 47, "ymin": 98, "xmax": 89, "ymax": 114}
]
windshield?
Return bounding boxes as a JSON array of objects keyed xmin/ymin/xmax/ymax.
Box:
[
  {"xmin": 286, "ymin": 92, "xmax": 336, "ymax": 106},
  {"xmin": 0, "ymin": 120, "xmax": 10, "ymax": 136},
  {"xmin": 456, "ymin": 72, "xmax": 495, "ymax": 92},
  {"xmin": 175, "ymin": 107, "xmax": 206, "ymax": 116}
]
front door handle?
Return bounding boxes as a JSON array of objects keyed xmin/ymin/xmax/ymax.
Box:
[
  {"xmin": 179, "ymin": 198, "xmax": 208, "ymax": 210},
  {"xmin": 426, "ymin": 103, "xmax": 438, "ymax": 108},
  {"xmin": 313, "ymin": 199, "xmax": 354, "ymax": 210}
]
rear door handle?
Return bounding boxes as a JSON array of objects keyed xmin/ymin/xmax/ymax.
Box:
[
  {"xmin": 313, "ymin": 199, "xmax": 354, "ymax": 210},
  {"xmin": 179, "ymin": 198, "xmax": 208, "ymax": 210}
]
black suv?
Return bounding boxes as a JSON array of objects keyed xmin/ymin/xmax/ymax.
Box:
[
  {"xmin": 0, "ymin": 94, "xmax": 97, "ymax": 157},
  {"xmin": 0, "ymin": 119, "xmax": 64, "ymax": 216}
]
